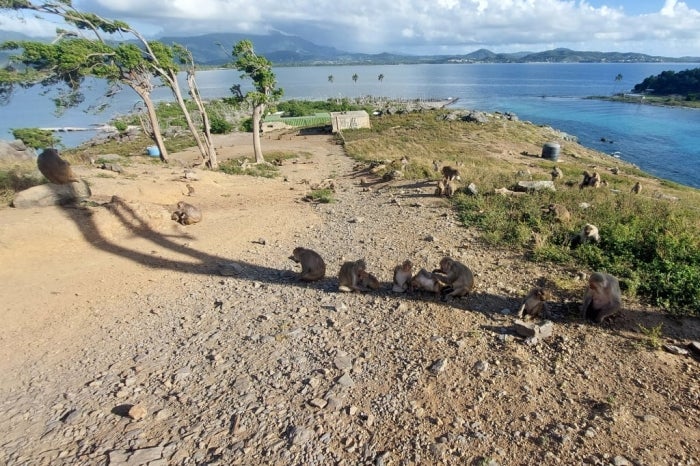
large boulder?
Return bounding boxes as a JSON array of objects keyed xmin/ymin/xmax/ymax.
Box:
[
  {"xmin": 12, "ymin": 180, "xmax": 91, "ymax": 208},
  {"xmin": 0, "ymin": 139, "xmax": 36, "ymax": 162}
]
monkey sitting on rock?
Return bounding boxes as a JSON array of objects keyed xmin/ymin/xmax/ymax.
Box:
[
  {"xmin": 171, "ymin": 201, "xmax": 202, "ymax": 225},
  {"xmin": 37, "ymin": 148, "xmax": 79, "ymax": 184}
]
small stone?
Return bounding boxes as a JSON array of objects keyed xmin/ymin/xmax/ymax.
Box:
[
  {"xmin": 334, "ymin": 352, "xmax": 353, "ymax": 371},
  {"xmin": 613, "ymin": 456, "xmax": 631, "ymax": 466},
  {"xmin": 689, "ymin": 341, "xmax": 700, "ymax": 354},
  {"xmin": 584, "ymin": 427, "xmax": 596, "ymax": 438},
  {"xmin": 309, "ymin": 398, "xmax": 328, "ymax": 409},
  {"xmin": 289, "ymin": 426, "xmax": 314, "ymax": 445},
  {"xmin": 128, "ymin": 404, "xmax": 148, "ymax": 420},
  {"xmin": 474, "ymin": 360, "xmax": 489, "ymax": 374},
  {"xmin": 429, "ymin": 358, "xmax": 448, "ymax": 374},
  {"xmin": 663, "ymin": 344, "xmax": 689, "ymax": 356},
  {"xmin": 347, "ymin": 405, "xmax": 358, "ymax": 416},
  {"xmin": 337, "ymin": 373, "xmax": 355, "ymax": 387}
]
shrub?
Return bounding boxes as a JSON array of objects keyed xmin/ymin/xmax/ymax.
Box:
[
  {"xmin": 0, "ymin": 165, "xmax": 44, "ymax": 205},
  {"xmin": 218, "ymin": 159, "xmax": 278, "ymax": 178},
  {"xmin": 209, "ymin": 114, "xmax": 233, "ymax": 134},
  {"xmin": 11, "ymin": 128, "xmax": 60, "ymax": 149}
]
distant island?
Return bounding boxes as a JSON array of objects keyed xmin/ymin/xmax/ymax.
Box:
[{"xmin": 592, "ymin": 67, "xmax": 700, "ymax": 108}]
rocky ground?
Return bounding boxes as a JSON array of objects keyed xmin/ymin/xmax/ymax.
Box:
[{"xmin": 0, "ymin": 130, "xmax": 698, "ymax": 466}]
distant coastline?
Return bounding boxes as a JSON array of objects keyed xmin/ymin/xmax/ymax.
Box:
[{"xmin": 587, "ymin": 94, "xmax": 700, "ymax": 109}]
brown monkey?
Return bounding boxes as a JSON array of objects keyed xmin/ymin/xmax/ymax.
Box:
[
  {"xmin": 432, "ymin": 257, "xmax": 474, "ymax": 298},
  {"xmin": 37, "ymin": 148, "xmax": 79, "ymax": 184},
  {"xmin": 444, "ymin": 180, "xmax": 457, "ymax": 198},
  {"xmin": 543, "ymin": 203, "xmax": 571, "ymax": 223},
  {"xmin": 171, "ymin": 201, "xmax": 202, "ymax": 225},
  {"xmin": 338, "ymin": 259, "xmax": 367, "ymax": 292},
  {"xmin": 570, "ymin": 223, "xmax": 600, "ymax": 248},
  {"xmin": 289, "ymin": 247, "xmax": 326, "ymax": 282},
  {"xmin": 631, "ymin": 181, "xmax": 642, "ymax": 194},
  {"xmin": 359, "ymin": 270, "xmax": 381, "ymax": 291},
  {"xmin": 588, "ymin": 171, "xmax": 602, "ymax": 188},
  {"xmin": 435, "ymin": 179, "xmax": 446, "ymax": 197},
  {"xmin": 581, "ymin": 272, "xmax": 622, "ymax": 323},
  {"xmin": 517, "ymin": 287, "xmax": 547, "ymax": 319},
  {"xmin": 551, "ymin": 166, "xmax": 563, "ymax": 181},
  {"xmin": 441, "ymin": 165, "xmax": 461, "ymax": 181},
  {"xmin": 410, "ymin": 268, "xmax": 444, "ymax": 297},
  {"xmin": 392, "ymin": 260, "xmax": 413, "ymax": 293}
]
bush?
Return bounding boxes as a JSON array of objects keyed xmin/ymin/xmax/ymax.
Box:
[
  {"xmin": 209, "ymin": 114, "xmax": 233, "ymax": 134},
  {"xmin": 11, "ymin": 128, "xmax": 60, "ymax": 150},
  {"xmin": 218, "ymin": 159, "xmax": 278, "ymax": 178},
  {"xmin": 0, "ymin": 165, "xmax": 44, "ymax": 205}
]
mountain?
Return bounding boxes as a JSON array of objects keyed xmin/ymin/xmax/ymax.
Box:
[{"xmin": 155, "ymin": 33, "xmax": 700, "ymax": 66}]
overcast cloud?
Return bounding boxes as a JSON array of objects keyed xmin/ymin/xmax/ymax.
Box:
[{"xmin": 2, "ymin": 0, "xmax": 700, "ymax": 57}]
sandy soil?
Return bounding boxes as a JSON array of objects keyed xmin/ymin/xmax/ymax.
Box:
[{"xmin": 0, "ymin": 129, "xmax": 698, "ymax": 466}]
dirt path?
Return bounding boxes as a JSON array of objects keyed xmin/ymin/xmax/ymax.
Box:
[{"xmin": 0, "ymin": 130, "xmax": 698, "ymax": 466}]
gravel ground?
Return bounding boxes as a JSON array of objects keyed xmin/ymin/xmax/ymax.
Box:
[{"xmin": 0, "ymin": 131, "xmax": 698, "ymax": 466}]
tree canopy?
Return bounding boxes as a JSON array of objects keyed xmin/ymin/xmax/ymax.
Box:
[{"xmin": 632, "ymin": 67, "xmax": 700, "ymax": 95}]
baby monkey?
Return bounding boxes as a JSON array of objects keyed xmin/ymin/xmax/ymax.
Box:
[
  {"xmin": 581, "ymin": 272, "xmax": 622, "ymax": 323},
  {"xmin": 338, "ymin": 259, "xmax": 368, "ymax": 292},
  {"xmin": 392, "ymin": 260, "xmax": 413, "ymax": 293},
  {"xmin": 432, "ymin": 257, "xmax": 474, "ymax": 298},
  {"xmin": 410, "ymin": 268, "xmax": 444, "ymax": 298},
  {"xmin": 289, "ymin": 247, "xmax": 326, "ymax": 282},
  {"xmin": 171, "ymin": 201, "xmax": 202, "ymax": 225},
  {"xmin": 570, "ymin": 223, "xmax": 600, "ymax": 248},
  {"xmin": 517, "ymin": 287, "xmax": 547, "ymax": 319},
  {"xmin": 359, "ymin": 270, "xmax": 381, "ymax": 291}
]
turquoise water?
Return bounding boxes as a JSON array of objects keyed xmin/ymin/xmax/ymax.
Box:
[{"xmin": 1, "ymin": 63, "xmax": 699, "ymax": 187}]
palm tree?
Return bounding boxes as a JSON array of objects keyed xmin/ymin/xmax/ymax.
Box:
[
  {"xmin": 328, "ymin": 74, "xmax": 334, "ymax": 83},
  {"xmin": 378, "ymin": 73, "xmax": 384, "ymax": 83},
  {"xmin": 352, "ymin": 73, "xmax": 358, "ymax": 84}
]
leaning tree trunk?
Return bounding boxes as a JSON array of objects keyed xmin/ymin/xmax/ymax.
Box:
[
  {"xmin": 187, "ymin": 72, "xmax": 218, "ymax": 170},
  {"xmin": 166, "ymin": 71, "xmax": 209, "ymax": 166},
  {"xmin": 252, "ymin": 104, "xmax": 265, "ymax": 164},
  {"xmin": 135, "ymin": 89, "xmax": 169, "ymax": 162}
]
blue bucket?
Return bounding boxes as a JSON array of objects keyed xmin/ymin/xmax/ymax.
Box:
[{"xmin": 146, "ymin": 146, "xmax": 160, "ymax": 157}]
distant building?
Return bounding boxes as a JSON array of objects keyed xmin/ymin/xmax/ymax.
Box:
[{"xmin": 330, "ymin": 111, "xmax": 371, "ymax": 133}]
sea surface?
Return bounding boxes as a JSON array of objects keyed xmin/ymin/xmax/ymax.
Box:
[{"xmin": 2, "ymin": 62, "xmax": 699, "ymax": 188}]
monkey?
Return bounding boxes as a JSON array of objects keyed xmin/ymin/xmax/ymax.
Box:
[
  {"xmin": 171, "ymin": 201, "xmax": 202, "ymax": 225},
  {"xmin": 432, "ymin": 160, "xmax": 440, "ymax": 172},
  {"xmin": 359, "ymin": 270, "xmax": 381, "ymax": 291},
  {"xmin": 37, "ymin": 148, "xmax": 79, "ymax": 184},
  {"xmin": 570, "ymin": 223, "xmax": 600, "ymax": 248},
  {"xmin": 392, "ymin": 260, "xmax": 413, "ymax": 293},
  {"xmin": 588, "ymin": 171, "xmax": 602, "ymax": 188},
  {"xmin": 444, "ymin": 179, "xmax": 457, "ymax": 198},
  {"xmin": 631, "ymin": 181, "xmax": 642, "ymax": 194},
  {"xmin": 432, "ymin": 256, "xmax": 474, "ymax": 298},
  {"xmin": 551, "ymin": 166, "xmax": 563, "ymax": 181},
  {"xmin": 543, "ymin": 203, "xmax": 571, "ymax": 223},
  {"xmin": 185, "ymin": 183, "xmax": 195, "ymax": 196},
  {"xmin": 289, "ymin": 247, "xmax": 326, "ymax": 282},
  {"xmin": 517, "ymin": 287, "xmax": 547, "ymax": 319},
  {"xmin": 581, "ymin": 272, "xmax": 622, "ymax": 323},
  {"xmin": 435, "ymin": 179, "xmax": 446, "ymax": 197},
  {"xmin": 441, "ymin": 165, "xmax": 461, "ymax": 182},
  {"xmin": 338, "ymin": 259, "xmax": 367, "ymax": 292},
  {"xmin": 410, "ymin": 268, "xmax": 444, "ymax": 298}
]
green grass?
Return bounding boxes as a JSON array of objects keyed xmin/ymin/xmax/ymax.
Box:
[
  {"xmin": 305, "ymin": 188, "xmax": 334, "ymax": 203},
  {"xmin": 218, "ymin": 159, "xmax": 279, "ymax": 178},
  {"xmin": 342, "ymin": 110, "xmax": 700, "ymax": 316}
]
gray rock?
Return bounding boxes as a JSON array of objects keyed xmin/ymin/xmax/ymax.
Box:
[
  {"xmin": 663, "ymin": 344, "xmax": 689, "ymax": 356},
  {"xmin": 514, "ymin": 180, "xmax": 556, "ymax": 192},
  {"xmin": 288, "ymin": 426, "xmax": 314, "ymax": 445},
  {"xmin": 689, "ymin": 341, "xmax": 700, "ymax": 354},
  {"xmin": 0, "ymin": 139, "xmax": 35, "ymax": 161},
  {"xmin": 429, "ymin": 358, "xmax": 448, "ymax": 374},
  {"xmin": 12, "ymin": 180, "xmax": 91, "ymax": 208},
  {"xmin": 466, "ymin": 183, "xmax": 478, "ymax": 195},
  {"xmin": 613, "ymin": 456, "xmax": 632, "ymax": 466},
  {"xmin": 514, "ymin": 319, "xmax": 554, "ymax": 340},
  {"xmin": 337, "ymin": 373, "xmax": 355, "ymax": 387}
]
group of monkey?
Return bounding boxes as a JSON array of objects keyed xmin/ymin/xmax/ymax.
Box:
[{"xmin": 290, "ymin": 246, "xmax": 622, "ymax": 324}]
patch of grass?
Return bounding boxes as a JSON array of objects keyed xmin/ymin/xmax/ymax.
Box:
[
  {"xmin": 305, "ymin": 188, "xmax": 334, "ymax": 203},
  {"xmin": 218, "ymin": 159, "xmax": 279, "ymax": 178},
  {"xmin": 342, "ymin": 109, "xmax": 700, "ymax": 316},
  {"xmin": 637, "ymin": 323, "xmax": 664, "ymax": 350}
]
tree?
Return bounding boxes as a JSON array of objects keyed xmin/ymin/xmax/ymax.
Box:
[
  {"xmin": 0, "ymin": 1, "xmax": 218, "ymax": 167},
  {"xmin": 230, "ymin": 39, "xmax": 283, "ymax": 164},
  {"xmin": 352, "ymin": 73, "xmax": 358, "ymax": 84},
  {"xmin": 378, "ymin": 73, "xmax": 384, "ymax": 83},
  {"xmin": 328, "ymin": 74, "xmax": 334, "ymax": 83}
]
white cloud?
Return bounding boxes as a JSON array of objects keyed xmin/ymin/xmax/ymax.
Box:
[{"xmin": 4, "ymin": 0, "xmax": 700, "ymax": 56}]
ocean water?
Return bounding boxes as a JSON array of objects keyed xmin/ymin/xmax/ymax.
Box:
[{"xmin": 1, "ymin": 62, "xmax": 699, "ymax": 188}]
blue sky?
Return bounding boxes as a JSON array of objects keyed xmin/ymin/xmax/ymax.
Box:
[{"xmin": 2, "ymin": 1, "xmax": 700, "ymax": 57}]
